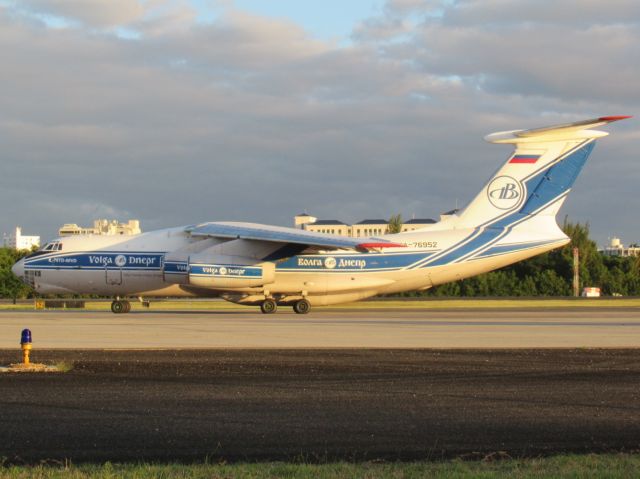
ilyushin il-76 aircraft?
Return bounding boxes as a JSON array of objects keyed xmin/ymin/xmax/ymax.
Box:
[{"xmin": 13, "ymin": 116, "xmax": 630, "ymax": 314}]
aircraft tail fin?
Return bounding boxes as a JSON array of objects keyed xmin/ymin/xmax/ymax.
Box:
[{"xmin": 454, "ymin": 116, "xmax": 631, "ymax": 229}]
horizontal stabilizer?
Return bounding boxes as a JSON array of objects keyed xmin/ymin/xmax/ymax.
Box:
[{"xmin": 486, "ymin": 115, "xmax": 631, "ymax": 144}]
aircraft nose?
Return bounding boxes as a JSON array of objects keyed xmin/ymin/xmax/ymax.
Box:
[{"xmin": 12, "ymin": 259, "xmax": 24, "ymax": 279}]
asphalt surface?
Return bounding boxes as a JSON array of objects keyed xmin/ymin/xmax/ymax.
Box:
[
  {"xmin": 2, "ymin": 307, "xmax": 640, "ymax": 348},
  {"xmin": 1, "ymin": 348, "xmax": 640, "ymax": 463}
]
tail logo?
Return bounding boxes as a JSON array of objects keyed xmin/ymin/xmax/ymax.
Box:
[{"xmin": 487, "ymin": 176, "xmax": 523, "ymax": 210}]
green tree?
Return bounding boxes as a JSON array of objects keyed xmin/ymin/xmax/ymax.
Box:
[
  {"xmin": 535, "ymin": 269, "xmax": 570, "ymax": 296},
  {"xmin": 423, "ymin": 219, "xmax": 638, "ymax": 298},
  {"xmin": 0, "ymin": 247, "xmax": 33, "ymax": 301},
  {"xmin": 388, "ymin": 214, "xmax": 403, "ymax": 234}
]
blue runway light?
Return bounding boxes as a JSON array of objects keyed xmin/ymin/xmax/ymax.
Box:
[{"xmin": 21, "ymin": 328, "xmax": 32, "ymax": 344}]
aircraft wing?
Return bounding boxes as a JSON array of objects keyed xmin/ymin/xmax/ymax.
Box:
[{"xmin": 186, "ymin": 221, "xmax": 404, "ymax": 252}]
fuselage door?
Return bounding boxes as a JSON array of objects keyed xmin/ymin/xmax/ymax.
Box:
[{"xmin": 105, "ymin": 254, "xmax": 125, "ymax": 286}]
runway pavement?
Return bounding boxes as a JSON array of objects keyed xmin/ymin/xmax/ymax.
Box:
[
  {"xmin": 0, "ymin": 307, "xmax": 639, "ymax": 348},
  {"xmin": 1, "ymin": 348, "xmax": 639, "ymax": 463}
]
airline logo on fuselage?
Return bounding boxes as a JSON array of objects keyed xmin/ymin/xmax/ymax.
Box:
[
  {"xmin": 191, "ymin": 264, "xmax": 261, "ymax": 277},
  {"xmin": 87, "ymin": 255, "xmax": 158, "ymax": 267},
  {"xmin": 297, "ymin": 257, "xmax": 367, "ymax": 269},
  {"xmin": 25, "ymin": 253, "xmax": 162, "ymax": 269},
  {"xmin": 201, "ymin": 266, "xmax": 245, "ymax": 276}
]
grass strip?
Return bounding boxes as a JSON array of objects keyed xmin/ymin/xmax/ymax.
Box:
[
  {"xmin": 1, "ymin": 297, "xmax": 639, "ymax": 312},
  {"xmin": 2, "ymin": 454, "xmax": 640, "ymax": 478}
]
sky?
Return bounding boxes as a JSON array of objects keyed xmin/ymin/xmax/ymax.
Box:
[{"xmin": 0, "ymin": 0, "xmax": 638, "ymax": 247}]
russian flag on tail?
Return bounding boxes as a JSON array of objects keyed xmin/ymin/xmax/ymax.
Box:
[{"xmin": 509, "ymin": 154, "xmax": 540, "ymax": 164}]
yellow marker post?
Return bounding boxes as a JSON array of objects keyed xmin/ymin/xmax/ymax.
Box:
[
  {"xmin": 21, "ymin": 328, "xmax": 32, "ymax": 365},
  {"xmin": 3, "ymin": 328, "xmax": 57, "ymax": 373}
]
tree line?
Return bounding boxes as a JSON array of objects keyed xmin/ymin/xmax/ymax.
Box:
[
  {"xmin": 0, "ymin": 247, "xmax": 33, "ymax": 301},
  {"xmin": 421, "ymin": 219, "xmax": 640, "ymax": 297},
  {"xmin": 0, "ymin": 219, "xmax": 638, "ymax": 299}
]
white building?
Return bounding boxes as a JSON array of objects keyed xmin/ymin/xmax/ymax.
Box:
[
  {"xmin": 600, "ymin": 237, "xmax": 640, "ymax": 257},
  {"xmin": 59, "ymin": 219, "xmax": 142, "ymax": 237},
  {"xmin": 402, "ymin": 218, "xmax": 437, "ymax": 231},
  {"xmin": 351, "ymin": 219, "xmax": 389, "ymax": 237},
  {"xmin": 295, "ymin": 215, "xmax": 437, "ymax": 237},
  {"xmin": 3, "ymin": 227, "xmax": 40, "ymax": 250},
  {"xmin": 305, "ymin": 219, "xmax": 351, "ymax": 236},
  {"xmin": 294, "ymin": 212, "xmax": 317, "ymax": 229}
]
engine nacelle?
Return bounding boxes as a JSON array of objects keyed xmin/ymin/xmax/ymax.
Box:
[{"xmin": 188, "ymin": 255, "xmax": 275, "ymax": 289}]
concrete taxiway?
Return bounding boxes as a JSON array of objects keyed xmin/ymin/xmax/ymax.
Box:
[{"xmin": 1, "ymin": 307, "xmax": 639, "ymax": 348}]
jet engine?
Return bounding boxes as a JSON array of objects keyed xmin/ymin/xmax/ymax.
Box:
[{"xmin": 164, "ymin": 253, "xmax": 275, "ymax": 289}]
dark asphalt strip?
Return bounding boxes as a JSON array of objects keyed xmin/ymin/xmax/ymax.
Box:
[{"xmin": 1, "ymin": 349, "xmax": 639, "ymax": 463}]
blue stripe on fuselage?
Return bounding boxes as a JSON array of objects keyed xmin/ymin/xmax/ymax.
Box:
[
  {"xmin": 24, "ymin": 252, "xmax": 165, "ymax": 270},
  {"xmin": 277, "ymin": 251, "xmax": 437, "ymax": 272}
]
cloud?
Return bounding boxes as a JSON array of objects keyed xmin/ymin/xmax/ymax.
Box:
[
  {"xmin": 356, "ymin": 0, "xmax": 640, "ymax": 103},
  {"xmin": 20, "ymin": 0, "xmax": 146, "ymax": 27},
  {"xmin": 0, "ymin": 1, "xmax": 638, "ymax": 245},
  {"xmin": 442, "ymin": 0, "xmax": 640, "ymax": 27}
]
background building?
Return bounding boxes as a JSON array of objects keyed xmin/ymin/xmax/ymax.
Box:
[
  {"xmin": 305, "ymin": 219, "xmax": 351, "ymax": 236},
  {"xmin": 402, "ymin": 218, "xmax": 437, "ymax": 231},
  {"xmin": 352, "ymin": 219, "xmax": 389, "ymax": 237},
  {"xmin": 600, "ymin": 237, "xmax": 640, "ymax": 257},
  {"xmin": 294, "ymin": 212, "xmax": 317, "ymax": 229},
  {"xmin": 3, "ymin": 227, "xmax": 40, "ymax": 250},
  {"xmin": 58, "ymin": 219, "xmax": 141, "ymax": 237},
  {"xmin": 295, "ymin": 214, "xmax": 436, "ymax": 237}
]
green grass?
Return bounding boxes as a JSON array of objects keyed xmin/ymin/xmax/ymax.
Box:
[
  {"xmin": 2, "ymin": 297, "xmax": 639, "ymax": 312},
  {"xmin": 335, "ymin": 298, "xmax": 640, "ymax": 309},
  {"xmin": 2, "ymin": 454, "xmax": 640, "ymax": 478},
  {"xmin": 53, "ymin": 360, "xmax": 74, "ymax": 372}
]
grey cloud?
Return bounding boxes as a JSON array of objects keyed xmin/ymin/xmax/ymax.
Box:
[
  {"xmin": 0, "ymin": 2, "xmax": 637, "ymax": 246},
  {"xmin": 20, "ymin": 0, "xmax": 146, "ymax": 27},
  {"xmin": 443, "ymin": 0, "xmax": 640, "ymax": 27},
  {"xmin": 357, "ymin": 1, "xmax": 640, "ymax": 104},
  {"xmin": 376, "ymin": 0, "xmax": 640, "ymax": 27}
]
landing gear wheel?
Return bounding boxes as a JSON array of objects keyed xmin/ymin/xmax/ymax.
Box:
[
  {"xmin": 293, "ymin": 299, "xmax": 311, "ymax": 314},
  {"xmin": 111, "ymin": 300, "xmax": 125, "ymax": 314},
  {"xmin": 260, "ymin": 299, "xmax": 277, "ymax": 314},
  {"xmin": 123, "ymin": 300, "xmax": 131, "ymax": 313}
]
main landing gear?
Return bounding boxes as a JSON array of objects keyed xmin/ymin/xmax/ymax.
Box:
[
  {"xmin": 259, "ymin": 298, "xmax": 311, "ymax": 314},
  {"xmin": 111, "ymin": 299, "xmax": 131, "ymax": 314},
  {"xmin": 292, "ymin": 299, "xmax": 310, "ymax": 315},
  {"xmin": 260, "ymin": 298, "xmax": 277, "ymax": 314}
]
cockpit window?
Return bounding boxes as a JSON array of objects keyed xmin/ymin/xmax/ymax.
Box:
[{"xmin": 41, "ymin": 241, "xmax": 62, "ymax": 251}]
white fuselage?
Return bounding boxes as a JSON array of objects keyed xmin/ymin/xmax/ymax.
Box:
[
  {"xmin": 14, "ymin": 216, "xmax": 568, "ymax": 306},
  {"xmin": 13, "ymin": 115, "xmax": 626, "ymax": 310}
]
